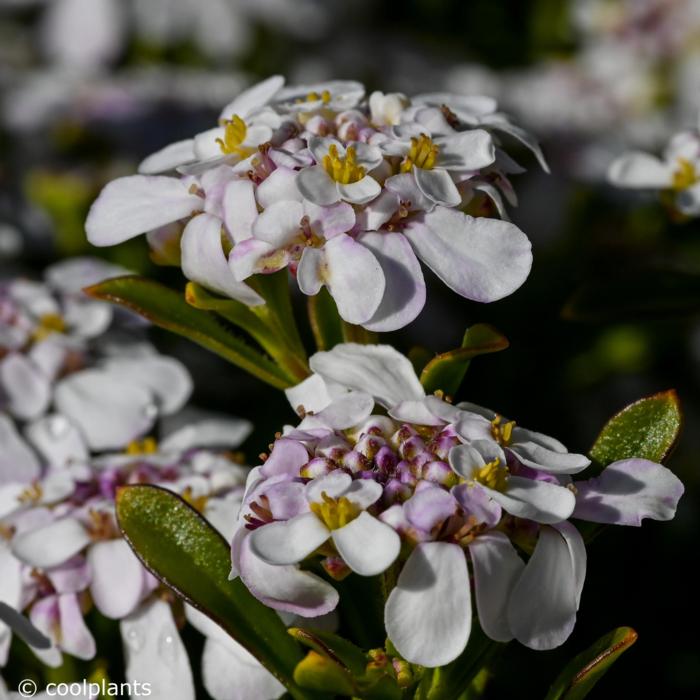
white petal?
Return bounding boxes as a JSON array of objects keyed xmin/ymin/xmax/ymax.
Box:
[
  {"xmin": 449, "ymin": 441, "xmax": 506, "ymax": 480},
  {"xmin": 219, "ymin": 75, "xmax": 285, "ymax": 120},
  {"xmin": 337, "ymin": 177, "xmax": 381, "ymax": 205},
  {"xmin": 482, "ymin": 119, "xmax": 549, "ymax": 173},
  {"xmin": 552, "ymin": 521, "xmax": 586, "ymax": 608},
  {"xmin": 0, "ymin": 415, "xmax": 40, "ymax": 485},
  {"xmin": 305, "ymin": 470, "xmax": 352, "ymax": 502},
  {"xmin": 343, "ymin": 479, "xmax": 383, "ymax": 509},
  {"xmin": 249, "ymin": 513, "xmax": 329, "ymax": 565},
  {"xmin": 404, "ymin": 207, "xmax": 532, "ymax": 302},
  {"xmin": 54, "ymin": 370, "xmax": 156, "ymax": 450},
  {"xmin": 385, "ymin": 542, "xmax": 471, "ymax": 666},
  {"xmin": 414, "ymin": 168, "xmax": 461, "ymax": 207},
  {"xmin": 389, "ymin": 399, "xmax": 444, "ymax": 426},
  {"xmin": 469, "ymin": 532, "xmax": 524, "ymax": 642},
  {"xmin": 25, "ymin": 414, "xmax": 87, "ymax": 469},
  {"xmin": 253, "ymin": 201, "xmax": 304, "ymax": 247},
  {"xmin": 296, "ymin": 166, "xmax": 340, "ymax": 206},
  {"xmin": 608, "ymin": 152, "xmax": 674, "ymax": 188},
  {"xmin": 86, "ymin": 175, "xmax": 201, "ymax": 246},
  {"xmin": 508, "ymin": 442, "xmax": 590, "ymax": 475},
  {"xmin": 359, "ymin": 232, "xmax": 426, "ymax": 332},
  {"xmin": 309, "ymin": 343, "xmax": 425, "ymax": 408},
  {"xmin": 56, "ymin": 593, "xmax": 96, "ymax": 660},
  {"xmin": 239, "ymin": 535, "xmax": 339, "ymax": 617},
  {"xmin": 139, "ymin": 139, "xmax": 196, "ymax": 174},
  {"xmin": 256, "ymin": 167, "xmax": 302, "ymax": 208},
  {"xmin": 572, "ymin": 458, "xmax": 684, "ymax": 526},
  {"xmin": 0, "ymin": 353, "xmax": 51, "ymax": 420},
  {"xmin": 436, "ymin": 129, "xmax": 495, "ymax": 170},
  {"xmin": 296, "ymin": 246, "xmax": 324, "ymax": 296},
  {"xmin": 488, "ymin": 476, "xmax": 575, "ymax": 524},
  {"xmin": 161, "ymin": 418, "xmax": 252, "ymax": 452},
  {"xmin": 121, "ymin": 598, "xmax": 195, "ymax": 700},
  {"xmin": 223, "ymin": 179, "xmax": 258, "ymax": 243},
  {"xmin": 181, "ymin": 213, "xmax": 264, "ymax": 306},
  {"xmin": 508, "ymin": 527, "xmax": 577, "ymax": 650},
  {"xmin": 285, "ymin": 374, "xmax": 333, "ymax": 414},
  {"xmin": 313, "ymin": 392, "xmax": 374, "ymax": 429},
  {"xmin": 332, "ymin": 512, "xmax": 400, "ymax": 576},
  {"xmin": 88, "ymin": 540, "xmax": 145, "ymax": 619},
  {"xmin": 13, "ymin": 517, "xmax": 90, "ymax": 569}
]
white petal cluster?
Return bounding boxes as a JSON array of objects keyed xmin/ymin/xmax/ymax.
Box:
[{"xmin": 86, "ymin": 77, "xmax": 540, "ymax": 330}]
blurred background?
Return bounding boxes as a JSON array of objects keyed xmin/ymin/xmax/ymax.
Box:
[{"xmin": 1, "ymin": 0, "xmax": 698, "ymax": 696}]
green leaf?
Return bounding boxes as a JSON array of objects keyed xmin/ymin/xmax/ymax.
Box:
[
  {"xmin": 116, "ymin": 485, "xmax": 320, "ymax": 700},
  {"xmin": 420, "ymin": 324, "xmax": 509, "ymax": 395},
  {"xmin": 589, "ymin": 390, "xmax": 681, "ymax": 468},
  {"xmin": 294, "ymin": 651, "xmax": 356, "ymax": 696},
  {"xmin": 86, "ymin": 275, "xmax": 292, "ymax": 389},
  {"xmin": 544, "ymin": 627, "xmax": 638, "ymax": 700},
  {"xmin": 307, "ymin": 288, "xmax": 344, "ymax": 351},
  {"xmin": 562, "ymin": 266, "xmax": 700, "ymax": 322},
  {"xmin": 289, "ymin": 628, "xmax": 368, "ymax": 676}
]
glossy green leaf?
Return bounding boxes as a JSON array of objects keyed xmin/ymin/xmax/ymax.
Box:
[
  {"xmin": 420, "ymin": 324, "xmax": 509, "ymax": 395},
  {"xmin": 307, "ymin": 287, "xmax": 344, "ymax": 351},
  {"xmin": 289, "ymin": 628, "xmax": 368, "ymax": 676},
  {"xmin": 589, "ymin": 390, "xmax": 681, "ymax": 468},
  {"xmin": 116, "ymin": 485, "xmax": 319, "ymax": 700},
  {"xmin": 86, "ymin": 275, "xmax": 291, "ymax": 389},
  {"xmin": 544, "ymin": 627, "xmax": 638, "ymax": 700},
  {"xmin": 562, "ymin": 266, "xmax": 700, "ymax": 321}
]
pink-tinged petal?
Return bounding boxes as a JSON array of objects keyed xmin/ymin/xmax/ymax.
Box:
[
  {"xmin": 296, "ymin": 166, "xmax": 340, "ymax": 206},
  {"xmin": 120, "ymin": 599, "xmax": 195, "ymax": 700},
  {"xmin": 261, "ymin": 480, "xmax": 308, "ymax": 522},
  {"xmin": 88, "ymin": 540, "xmax": 145, "ymax": 619},
  {"xmin": 56, "ymin": 593, "xmax": 95, "ymax": 659},
  {"xmin": 309, "ymin": 343, "xmax": 425, "ymax": 408},
  {"xmin": 261, "ymin": 439, "xmax": 309, "ymax": 478},
  {"xmin": 385, "ymin": 542, "xmax": 471, "ymax": 666},
  {"xmin": 249, "ymin": 513, "xmax": 330, "ymax": 565},
  {"xmin": 508, "ymin": 526, "xmax": 577, "ymax": 650},
  {"xmin": 0, "ymin": 353, "xmax": 51, "ymax": 420},
  {"xmin": 253, "ymin": 201, "xmax": 305, "ymax": 247},
  {"xmin": 573, "ymin": 458, "xmax": 684, "ymax": 526},
  {"xmin": 404, "ymin": 207, "xmax": 532, "ymax": 302},
  {"xmin": 304, "ymin": 201, "xmax": 355, "ymax": 238},
  {"xmin": 469, "ymin": 532, "xmax": 523, "ymax": 642},
  {"xmin": 181, "ymin": 213, "xmax": 264, "ymax": 306},
  {"xmin": 414, "ymin": 168, "xmax": 461, "ymax": 207},
  {"xmin": 331, "ymin": 513, "xmax": 400, "ymax": 576},
  {"xmin": 360, "ymin": 231, "xmax": 426, "ymax": 332},
  {"xmin": 404, "ymin": 487, "xmax": 458, "ymax": 532},
  {"xmin": 219, "ymin": 75, "xmax": 285, "ymax": 120},
  {"xmin": 138, "ymin": 139, "xmax": 195, "ymax": 174},
  {"xmin": 85, "ymin": 175, "xmax": 202, "ymax": 246},
  {"xmin": 508, "ymin": 442, "xmax": 590, "ymax": 475},
  {"xmin": 239, "ymin": 535, "xmax": 339, "ymax": 617},
  {"xmin": 230, "ymin": 238, "xmax": 281, "ymax": 279},
  {"xmin": 316, "ymin": 234, "xmax": 386, "ymax": 325},
  {"xmin": 0, "ymin": 415, "xmax": 40, "ymax": 485},
  {"xmin": 102, "ymin": 355, "xmax": 192, "ymax": 415},
  {"xmin": 305, "ymin": 470, "xmax": 352, "ymax": 502},
  {"xmin": 47, "ymin": 557, "xmax": 91, "ymax": 595},
  {"xmin": 29, "ymin": 595, "xmax": 61, "ymax": 654},
  {"xmin": 452, "ymin": 482, "xmax": 502, "ymax": 527},
  {"xmin": 12, "ymin": 517, "xmax": 90, "ymax": 569},
  {"xmin": 54, "ymin": 370, "xmax": 156, "ymax": 450},
  {"xmin": 337, "ymin": 177, "xmax": 381, "ymax": 205},
  {"xmin": 313, "ymin": 392, "xmax": 374, "ymax": 430},
  {"xmin": 256, "ymin": 167, "xmax": 302, "ymax": 208},
  {"xmin": 223, "ymin": 179, "xmax": 258, "ymax": 243},
  {"xmin": 488, "ymin": 476, "xmax": 575, "ymax": 524},
  {"xmin": 607, "ymin": 152, "xmax": 673, "ymax": 188}
]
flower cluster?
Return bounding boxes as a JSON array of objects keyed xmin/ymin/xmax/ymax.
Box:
[
  {"xmin": 232, "ymin": 344, "xmax": 684, "ymax": 667},
  {"xmin": 608, "ymin": 114, "xmax": 700, "ymax": 216},
  {"xmin": 86, "ymin": 77, "xmax": 538, "ymax": 330}
]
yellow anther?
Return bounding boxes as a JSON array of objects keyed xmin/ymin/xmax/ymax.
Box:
[
  {"xmin": 322, "ymin": 144, "xmax": 367, "ymax": 184},
  {"xmin": 474, "ymin": 458, "xmax": 509, "ymax": 491},
  {"xmin": 400, "ymin": 134, "xmax": 439, "ymax": 172},
  {"xmin": 31, "ymin": 313, "xmax": 66, "ymax": 342},
  {"xmin": 216, "ymin": 114, "xmax": 248, "ymax": 155},
  {"xmin": 18, "ymin": 482, "xmax": 43, "ymax": 504},
  {"xmin": 672, "ymin": 158, "xmax": 698, "ymax": 191},
  {"xmin": 303, "ymin": 90, "xmax": 331, "ymax": 103},
  {"xmin": 181, "ymin": 486, "xmax": 208, "ymax": 513},
  {"xmin": 309, "ymin": 491, "xmax": 361, "ymax": 530},
  {"xmin": 125, "ymin": 437, "xmax": 158, "ymax": 455},
  {"xmin": 491, "ymin": 414, "xmax": 516, "ymax": 446}
]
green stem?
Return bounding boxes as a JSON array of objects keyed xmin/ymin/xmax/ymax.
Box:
[{"xmin": 341, "ymin": 322, "xmax": 378, "ymax": 345}]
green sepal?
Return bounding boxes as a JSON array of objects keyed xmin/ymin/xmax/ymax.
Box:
[
  {"xmin": 293, "ymin": 651, "xmax": 356, "ymax": 696},
  {"xmin": 115, "ymin": 485, "xmax": 321, "ymax": 699},
  {"xmin": 307, "ymin": 287, "xmax": 344, "ymax": 351},
  {"xmin": 420, "ymin": 324, "xmax": 509, "ymax": 395},
  {"xmin": 85, "ymin": 275, "xmax": 291, "ymax": 389},
  {"xmin": 544, "ymin": 627, "xmax": 638, "ymax": 700}
]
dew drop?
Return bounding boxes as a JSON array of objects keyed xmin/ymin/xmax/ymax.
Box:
[
  {"xmin": 142, "ymin": 403, "xmax": 158, "ymax": 419},
  {"xmin": 125, "ymin": 625, "xmax": 145, "ymax": 653},
  {"xmin": 158, "ymin": 629, "xmax": 179, "ymax": 668}
]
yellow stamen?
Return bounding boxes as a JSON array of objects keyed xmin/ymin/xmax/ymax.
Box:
[
  {"xmin": 302, "ymin": 90, "xmax": 332, "ymax": 104},
  {"xmin": 474, "ymin": 458, "xmax": 509, "ymax": 491},
  {"xmin": 216, "ymin": 114, "xmax": 248, "ymax": 155},
  {"xmin": 309, "ymin": 491, "xmax": 361, "ymax": 530},
  {"xmin": 321, "ymin": 144, "xmax": 366, "ymax": 184},
  {"xmin": 31, "ymin": 313, "xmax": 66, "ymax": 342},
  {"xmin": 491, "ymin": 415, "xmax": 515, "ymax": 446},
  {"xmin": 400, "ymin": 134, "xmax": 439, "ymax": 172},
  {"xmin": 18, "ymin": 482, "xmax": 43, "ymax": 504},
  {"xmin": 125, "ymin": 437, "xmax": 158, "ymax": 455},
  {"xmin": 672, "ymin": 158, "xmax": 698, "ymax": 190},
  {"xmin": 181, "ymin": 486, "xmax": 208, "ymax": 513}
]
